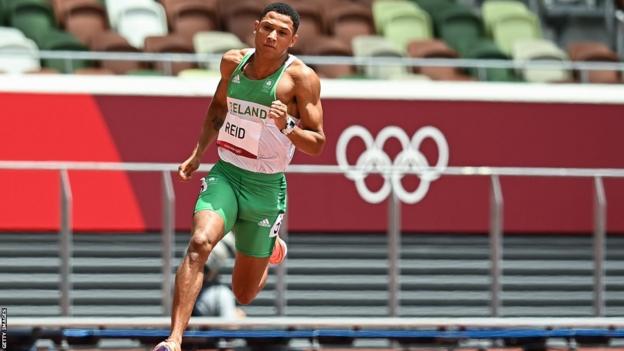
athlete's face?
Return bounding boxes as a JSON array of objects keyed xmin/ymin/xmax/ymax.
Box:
[{"xmin": 254, "ymin": 11, "xmax": 298, "ymax": 57}]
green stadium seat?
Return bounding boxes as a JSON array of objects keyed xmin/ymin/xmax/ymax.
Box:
[
  {"xmin": 39, "ymin": 29, "xmax": 92, "ymax": 73},
  {"xmin": 0, "ymin": 0, "xmax": 9, "ymax": 26},
  {"xmin": 383, "ymin": 10, "xmax": 432, "ymax": 51},
  {"xmin": 372, "ymin": 0, "xmax": 422, "ymax": 34},
  {"xmin": 512, "ymin": 38, "xmax": 572, "ymax": 82},
  {"xmin": 481, "ymin": 0, "xmax": 529, "ymax": 36},
  {"xmin": 434, "ymin": 4, "xmax": 483, "ymax": 56},
  {"xmin": 410, "ymin": 0, "xmax": 455, "ymax": 18},
  {"xmin": 464, "ymin": 39, "xmax": 520, "ymax": 81},
  {"xmin": 491, "ymin": 10, "xmax": 542, "ymax": 55},
  {"xmin": 8, "ymin": 0, "xmax": 56, "ymax": 46}
]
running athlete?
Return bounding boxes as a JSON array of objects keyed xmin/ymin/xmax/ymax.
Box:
[{"xmin": 153, "ymin": 3, "xmax": 324, "ymax": 351}]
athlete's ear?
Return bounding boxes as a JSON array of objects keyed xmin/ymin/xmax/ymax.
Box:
[
  {"xmin": 289, "ymin": 33, "xmax": 298, "ymax": 48},
  {"xmin": 254, "ymin": 20, "xmax": 260, "ymax": 33}
]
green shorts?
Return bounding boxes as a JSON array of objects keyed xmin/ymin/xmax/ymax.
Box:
[{"xmin": 194, "ymin": 160, "xmax": 287, "ymax": 258}]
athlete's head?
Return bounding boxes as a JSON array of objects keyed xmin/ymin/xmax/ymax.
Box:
[{"xmin": 254, "ymin": 2, "xmax": 299, "ymax": 56}]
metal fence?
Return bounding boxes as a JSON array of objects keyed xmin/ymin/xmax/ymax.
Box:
[{"xmin": 1, "ymin": 161, "xmax": 624, "ymax": 317}]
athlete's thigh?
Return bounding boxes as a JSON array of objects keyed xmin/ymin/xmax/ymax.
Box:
[{"xmin": 194, "ymin": 162, "xmax": 238, "ymax": 234}]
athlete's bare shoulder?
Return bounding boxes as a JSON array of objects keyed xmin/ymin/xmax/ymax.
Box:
[
  {"xmin": 286, "ymin": 58, "xmax": 320, "ymax": 93},
  {"xmin": 220, "ymin": 48, "xmax": 252, "ymax": 79}
]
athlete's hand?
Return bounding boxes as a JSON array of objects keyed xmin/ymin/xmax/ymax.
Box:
[
  {"xmin": 178, "ymin": 156, "xmax": 200, "ymax": 181},
  {"xmin": 269, "ymin": 100, "xmax": 288, "ymax": 130}
]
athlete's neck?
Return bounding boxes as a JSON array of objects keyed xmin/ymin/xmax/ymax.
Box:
[{"xmin": 246, "ymin": 53, "xmax": 288, "ymax": 80}]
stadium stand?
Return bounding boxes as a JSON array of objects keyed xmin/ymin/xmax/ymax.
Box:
[
  {"xmin": 53, "ymin": 0, "xmax": 108, "ymax": 46},
  {"xmin": 115, "ymin": 1, "xmax": 168, "ymax": 49},
  {"xmin": 0, "ymin": 0, "xmax": 620, "ymax": 81},
  {"xmin": 144, "ymin": 33, "xmax": 196, "ymax": 75},
  {"xmin": 160, "ymin": 0, "xmax": 219, "ymax": 40},
  {"xmin": 88, "ymin": 30, "xmax": 143, "ymax": 74},
  {"xmin": 407, "ymin": 39, "xmax": 475, "ymax": 80},
  {"xmin": 568, "ymin": 41, "xmax": 622, "ymax": 83}
]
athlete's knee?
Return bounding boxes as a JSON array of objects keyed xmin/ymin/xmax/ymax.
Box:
[
  {"xmin": 187, "ymin": 231, "xmax": 214, "ymax": 263},
  {"xmin": 233, "ymin": 287, "xmax": 257, "ymax": 305}
]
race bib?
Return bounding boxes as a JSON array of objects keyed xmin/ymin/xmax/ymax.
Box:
[
  {"xmin": 217, "ymin": 113, "xmax": 263, "ymax": 158},
  {"xmin": 217, "ymin": 98, "xmax": 269, "ymax": 158}
]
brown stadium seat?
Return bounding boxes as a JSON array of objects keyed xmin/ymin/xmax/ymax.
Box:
[
  {"xmin": 55, "ymin": 0, "xmax": 108, "ymax": 46},
  {"xmin": 286, "ymin": 1, "xmax": 324, "ymax": 54},
  {"xmin": 407, "ymin": 39, "xmax": 474, "ymax": 81},
  {"xmin": 303, "ymin": 35, "xmax": 356, "ymax": 78},
  {"xmin": 219, "ymin": 0, "xmax": 263, "ymax": 46},
  {"xmin": 89, "ymin": 30, "xmax": 143, "ymax": 74},
  {"xmin": 567, "ymin": 41, "xmax": 622, "ymax": 83},
  {"xmin": 323, "ymin": 2, "xmax": 374, "ymax": 47},
  {"xmin": 161, "ymin": 0, "xmax": 218, "ymax": 39},
  {"xmin": 144, "ymin": 34, "xmax": 196, "ymax": 75}
]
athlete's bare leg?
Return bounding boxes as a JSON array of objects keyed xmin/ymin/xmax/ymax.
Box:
[
  {"xmin": 231, "ymin": 252, "xmax": 271, "ymax": 304},
  {"xmin": 166, "ymin": 210, "xmax": 226, "ymax": 347}
]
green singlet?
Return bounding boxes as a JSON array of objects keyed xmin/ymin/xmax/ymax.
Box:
[{"xmin": 195, "ymin": 50, "xmax": 294, "ymax": 258}]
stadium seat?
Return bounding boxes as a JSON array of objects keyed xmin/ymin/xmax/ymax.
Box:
[
  {"xmin": 0, "ymin": 33, "xmax": 40, "ymax": 74},
  {"xmin": 433, "ymin": 3, "xmax": 484, "ymax": 56},
  {"xmin": 105, "ymin": 0, "xmax": 153, "ymax": 28},
  {"xmin": 8, "ymin": 0, "xmax": 56, "ymax": 46},
  {"xmin": 89, "ymin": 30, "xmax": 142, "ymax": 74},
  {"xmin": 0, "ymin": 26, "xmax": 26, "ymax": 41},
  {"xmin": 512, "ymin": 38, "xmax": 572, "ymax": 82},
  {"xmin": 323, "ymin": 2, "xmax": 374, "ymax": 47},
  {"xmin": 116, "ymin": 1, "xmax": 168, "ymax": 49},
  {"xmin": 407, "ymin": 39, "xmax": 474, "ymax": 80},
  {"xmin": 464, "ymin": 39, "xmax": 520, "ymax": 81},
  {"xmin": 161, "ymin": 0, "xmax": 219, "ymax": 40},
  {"xmin": 481, "ymin": 0, "xmax": 530, "ymax": 35},
  {"xmin": 284, "ymin": 1, "xmax": 324, "ymax": 54},
  {"xmin": 39, "ymin": 29, "xmax": 92, "ymax": 73},
  {"xmin": 193, "ymin": 31, "xmax": 246, "ymax": 69},
  {"xmin": 372, "ymin": 1, "xmax": 425, "ymax": 34},
  {"xmin": 383, "ymin": 8, "xmax": 433, "ymax": 51},
  {"xmin": 410, "ymin": 0, "xmax": 456, "ymax": 18},
  {"xmin": 303, "ymin": 35, "xmax": 356, "ymax": 78},
  {"xmin": 144, "ymin": 34, "xmax": 195, "ymax": 75},
  {"xmin": 567, "ymin": 41, "xmax": 621, "ymax": 83},
  {"xmin": 57, "ymin": 0, "xmax": 108, "ymax": 46},
  {"xmin": 353, "ymin": 35, "xmax": 427, "ymax": 79},
  {"xmin": 220, "ymin": 0, "xmax": 263, "ymax": 46},
  {"xmin": 491, "ymin": 10, "xmax": 542, "ymax": 54}
]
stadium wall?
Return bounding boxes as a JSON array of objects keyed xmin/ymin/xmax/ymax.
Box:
[{"xmin": 1, "ymin": 76, "xmax": 624, "ymax": 234}]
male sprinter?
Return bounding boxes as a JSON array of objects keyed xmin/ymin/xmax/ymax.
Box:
[{"xmin": 153, "ymin": 2, "xmax": 324, "ymax": 351}]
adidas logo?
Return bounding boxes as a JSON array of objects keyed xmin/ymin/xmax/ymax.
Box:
[
  {"xmin": 232, "ymin": 74, "xmax": 240, "ymax": 84},
  {"xmin": 258, "ymin": 218, "xmax": 271, "ymax": 227}
]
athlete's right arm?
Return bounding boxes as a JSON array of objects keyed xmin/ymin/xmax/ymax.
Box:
[{"xmin": 178, "ymin": 49, "xmax": 247, "ymax": 181}]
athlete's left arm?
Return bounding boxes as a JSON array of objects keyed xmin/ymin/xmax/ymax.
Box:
[{"xmin": 288, "ymin": 66, "xmax": 325, "ymax": 156}]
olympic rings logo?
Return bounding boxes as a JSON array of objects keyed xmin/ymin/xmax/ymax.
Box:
[{"xmin": 336, "ymin": 126, "xmax": 449, "ymax": 204}]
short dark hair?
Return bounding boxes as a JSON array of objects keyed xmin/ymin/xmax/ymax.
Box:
[{"xmin": 260, "ymin": 2, "xmax": 300, "ymax": 33}]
